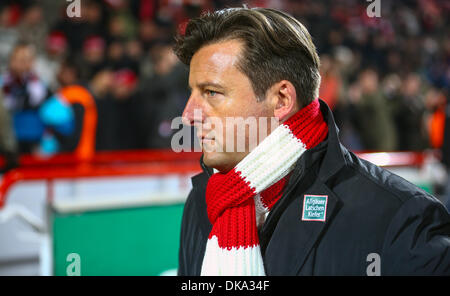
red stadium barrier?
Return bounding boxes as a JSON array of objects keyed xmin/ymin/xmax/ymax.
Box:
[
  {"xmin": 0, "ymin": 150, "xmax": 202, "ymax": 208},
  {"xmin": 0, "ymin": 150, "xmax": 435, "ymax": 208}
]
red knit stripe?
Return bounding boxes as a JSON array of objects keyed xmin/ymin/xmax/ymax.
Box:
[
  {"xmin": 206, "ymin": 168, "xmax": 256, "ymax": 225},
  {"xmin": 210, "ymin": 199, "xmax": 260, "ymax": 249},
  {"xmin": 283, "ymin": 99, "xmax": 328, "ymax": 149},
  {"xmin": 260, "ymin": 172, "xmax": 291, "ymax": 210}
]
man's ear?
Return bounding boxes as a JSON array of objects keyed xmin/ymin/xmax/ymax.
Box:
[{"xmin": 267, "ymin": 80, "xmax": 298, "ymax": 122}]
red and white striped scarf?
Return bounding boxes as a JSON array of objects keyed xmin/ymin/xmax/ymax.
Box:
[{"xmin": 201, "ymin": 99, "xmax": 328, "ymax": 275}]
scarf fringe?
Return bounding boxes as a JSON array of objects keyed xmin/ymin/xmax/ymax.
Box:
[{"xmin": 201, "ymin": 235, "xmax": 266, "ymax": 276}]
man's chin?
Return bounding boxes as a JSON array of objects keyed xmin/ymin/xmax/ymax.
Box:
[
  {"xmin": 202, "ymin": 150, "xmax": 248, "ymax": 173},
  {"xmin": 202, "ymin": 151, "xmax": 230, "ymax": 173}
]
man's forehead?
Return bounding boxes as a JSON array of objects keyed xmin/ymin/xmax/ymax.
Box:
[{"xmin": 191, "ymin": 40, "xmax": 242, "ymax": 72}]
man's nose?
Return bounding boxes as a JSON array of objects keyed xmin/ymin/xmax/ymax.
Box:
[{"xmin": 182, "ymin": 95, "xmax": 204, "ymax": 126}]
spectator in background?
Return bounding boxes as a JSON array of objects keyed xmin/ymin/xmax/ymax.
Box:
[
  {"xmin": 51, "ymin": 59, "xmax": 85, "ymax": 153},
  {"xmin": 318, "ymin": 54, "xmax": 341, "ymax": 111},
  {"xmin": 391, "ymin": 73, "xmax": 428, "ymax": 151},
  {"xmin": 78, "ymin": 35, "xmax": 107, "ymax": 82},
  {"xmin": 1, "ymin": 42, "xmax": 78, "ymax": 156},
  {"xmin": 337, "ymin": 82, "xmax": 364, "ymax": 151},
  {"xmin": 57, "ymin": 58, "xmax": 80, "ymax": 88},
  {"xmin": 351, "ymin": 68, "xmax": 398, "ymax": 151},
  {"xmin": 34, "ymin": 31, "xmax": 69, "ymax": 91},
  {"xmin": 105, "ymin": 0, "xmax": 138, "ymax": 41},
  {"xmin": 138, "ymin": 41, "xmax": 189, "ymax": 148},
  {"xmin": 1, "ymin": 42, "xmax": 49, "ymax": 153},
  {"xmin": 90, "ymin": 67, "xmax": 142, "ymax": 151},
  {"xmin": 17, "ymin": 2, "xmax": 47, "ymax": 55},
  {"xmin": 0, "ymin": 4, "xmax": 20, "ymax": 74},
  {"xmin": 125, "ymin": 38, "xmax": 144, "ymax": 75},
  {"xmin": 84, "ymin": 0, "xmax": 107, "ymax": 37},
  {"xmin": 425, "ymin": 87, "xmax": 447, "ymax": 150},
  {"xmin": 89, "ymin": 69, "xmax": 115, "ymax": 151},
  {"xmin": 110, "ymin": 68, "xmax": 142, "ymax": 150},
  {"xmin": 138, "ymin": 20, "xmax": 159, "ymax": 51},
  {"xmin": 107, "ymin": 38, "xmax": 127, "ymax": 69},
  {"xmin": 108, "ymin": 13, "xmax": 136, "ymax": 41},
  {"xmin": 0, "ymin": 6, "xmax": 19, "ymax": 73},
  {"xmin": 106, "ymin": 37, "xmax": 140, "ymax": 74},
  {"xmin": 53, "ymin": 0, "xmax": 106, "ymax": 53}
]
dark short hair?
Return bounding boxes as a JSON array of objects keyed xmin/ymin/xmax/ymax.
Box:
[{"xmin": 174, "ymin": 7, "xmax": 321, "ymax": 107}]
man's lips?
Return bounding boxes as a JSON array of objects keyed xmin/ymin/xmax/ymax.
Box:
[
  {"xmin": 197, "ymin": 132, "xmax": 215, "ymax": 141},
  {"xmin": 198, "ymin": 133, "xmax": 216, "ymax": 150},
  {"xmin": 201, "ymin": 138, "xmax": 215, "ymax": 146}
]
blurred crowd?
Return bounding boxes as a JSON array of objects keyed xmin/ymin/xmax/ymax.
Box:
[{"xmin": 0, "ymin": 0, "xmax": 449, "ymax": 170}]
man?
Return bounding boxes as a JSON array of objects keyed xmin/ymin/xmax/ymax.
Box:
[
  {"xmin": 2, "ymin": 42, "xmax": 50, "ymax": 153},
  {"xmin": 175, "ymin": 7, "xmax": 450, "ymax": 275}
]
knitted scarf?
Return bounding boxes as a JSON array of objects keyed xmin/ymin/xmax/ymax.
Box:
[{"xmin": 201, "ymin": 99, "xmax": 328, "ymax": 276}]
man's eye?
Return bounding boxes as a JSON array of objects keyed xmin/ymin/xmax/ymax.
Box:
[{"xmin": 206, "ymin": 90, "xmax": 218, "ymax": 97}]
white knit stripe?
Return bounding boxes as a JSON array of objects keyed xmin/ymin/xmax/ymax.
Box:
[
  {"xmin": 235, "ymin": 124, "xmax": 306, "ymax": 193},
  {"xmin": 201, "ymin": 235, "xmax": 266, "ymax": 276}
]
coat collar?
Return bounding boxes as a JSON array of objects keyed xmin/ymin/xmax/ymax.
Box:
[
  {"xmin": 190, "ymin": 154, "xmax": 213, "ymax": 237},
  {"xmin": 316, "ymin": 99, "xmax": 348, "ymax": 181}
]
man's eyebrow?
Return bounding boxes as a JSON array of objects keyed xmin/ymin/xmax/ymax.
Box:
[{"xmin": 194, "ymin": 82, "xmax": 226, "ymax": 90}]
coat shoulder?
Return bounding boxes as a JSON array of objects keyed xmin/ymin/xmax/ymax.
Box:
[{"xmin": 340, "ymin": 151, "xmax": 436, "ymax": 208}]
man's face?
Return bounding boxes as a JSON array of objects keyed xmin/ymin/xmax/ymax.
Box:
[
  {"xmin": 9, "ymin": 47, "xmax": 34, "ymax": 77},
  {"xmin": 182, "ymin": 39, "xmax": 275, "ymax": 173}
]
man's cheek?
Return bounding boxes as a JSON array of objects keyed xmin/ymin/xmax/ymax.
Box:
[{"xmin": 206, "ymin": 117, "xmax": 225, "ymax": 153}]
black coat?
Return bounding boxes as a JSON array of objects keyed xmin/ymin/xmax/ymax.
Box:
[{"xmin": 178, "ymin": 100, "xmax": 450, "ymax": 275}]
